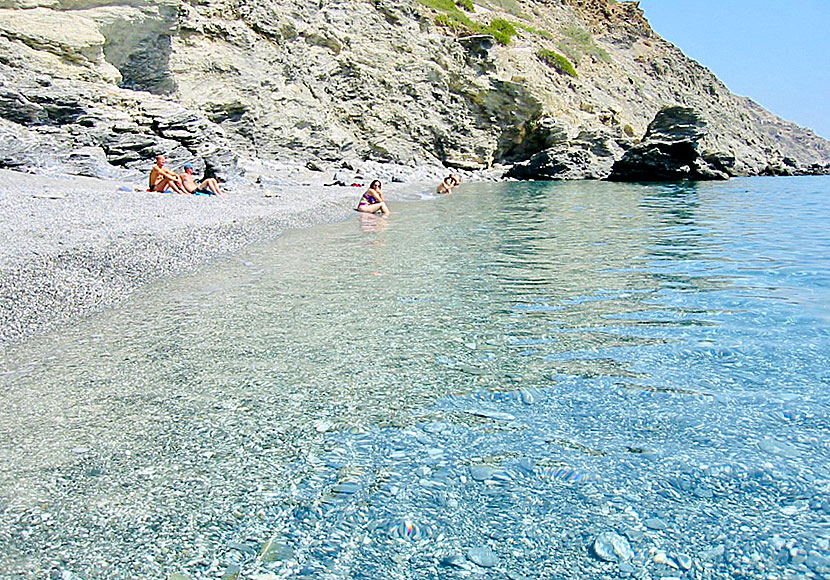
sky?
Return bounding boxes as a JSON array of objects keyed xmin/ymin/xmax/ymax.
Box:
[{"xmin": 635, "ymin": 0, "xmax": 830, "ymax": 140}]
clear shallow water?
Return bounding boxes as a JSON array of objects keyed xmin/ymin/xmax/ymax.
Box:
[{"xmin": 1, "ymin": 177, "xmax": 830, "ymax": 579}]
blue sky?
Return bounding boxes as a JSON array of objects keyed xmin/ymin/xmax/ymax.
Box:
[{"xmin": 636, "ymin": 0, "xmax": 830, "ymax": 140}]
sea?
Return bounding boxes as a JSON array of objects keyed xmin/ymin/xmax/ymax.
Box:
[{"xmin": 1, "ymin": 176, "xmax": 829, "ymax": 580}]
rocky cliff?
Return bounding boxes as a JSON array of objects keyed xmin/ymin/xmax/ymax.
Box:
[{"xmin": 0, "ymin": 0, "xmax": 828, "ymax": 183}]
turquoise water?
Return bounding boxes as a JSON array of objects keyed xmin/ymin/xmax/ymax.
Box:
[{"xmin": 1, "ymin": 177, "xmax": 830, "ymax": 579}]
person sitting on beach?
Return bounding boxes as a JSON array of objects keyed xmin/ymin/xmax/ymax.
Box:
[
  {"xmin": 149, "ymin": 155, "xmax": 189, "ymax": 195},
  {"xmin": 356, "ymin": 180, "xmax": 390, "ymax": 215},
  {"xmin": 180, "ymin": 163, "xmax": 226, "ymax": 197},
  {"xmin": 436, "ymin": 174, "xmax": 460, "ymax": 194}
]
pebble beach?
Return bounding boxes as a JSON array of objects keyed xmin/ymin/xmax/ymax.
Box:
[{"xmin": 0, "ymin": 169, "xmax": 384, "ymax": 351}]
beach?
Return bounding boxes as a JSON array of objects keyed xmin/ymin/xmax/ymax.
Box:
[{"xmin": 0, "ymin": 169, "xmax": 407, "ymax": 351}]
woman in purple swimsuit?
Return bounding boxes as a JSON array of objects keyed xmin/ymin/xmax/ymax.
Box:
[{"xmin": 356, "ymin": 180, "xmax": 390, "ymax": 215}]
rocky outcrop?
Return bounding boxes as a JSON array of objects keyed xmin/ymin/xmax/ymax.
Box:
[
  {"xmin": 0, "ymin": 0, "xmax": 827, "ymax": 182},
  {"xmin": 608, "ymin": 106, "xmax": 730, "ymax": 181},
  {"xmin": 505, "ymin": 126, "xmax": 627, "ymax": 180}
]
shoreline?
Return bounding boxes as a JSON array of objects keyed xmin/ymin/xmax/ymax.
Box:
[{"xmin": 0, "ymin": 168, "xmax": 428, "ymax": 354}]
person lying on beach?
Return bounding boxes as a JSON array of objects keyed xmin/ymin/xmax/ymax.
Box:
[
  {"xmin": 356, "ymin": 180, "xmax": 390, "ymax": 215},
  {"xmin": 149, "ymin": 155, "xmax": 189, "ymax": 194},
  {"xmin": 180, "ymin": 163, "xmax": 226, "ymax": 197},
  {"xmin": 436, "ymin": 174, "xmax": 460, "ymax": 194}
]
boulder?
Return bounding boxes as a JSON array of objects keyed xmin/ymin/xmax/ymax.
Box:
[
  {"xmin": 505, "ymin": 129, "xmax": 627, "ymax": 180},
  {"xmin": 608, "ymin": 106, "xmax": 730, "ymax": 181}
]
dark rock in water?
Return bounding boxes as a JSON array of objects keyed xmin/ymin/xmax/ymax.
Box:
[
  {"xmin": 505, "ymin": 129, "xmax": 627, "ymax": 180},
  {"xmin": 608, "ymin": 107, "xmax": 731, "ymax": 181}
]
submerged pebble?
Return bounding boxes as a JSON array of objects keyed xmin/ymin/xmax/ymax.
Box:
[
  {"xmin": 593, "ymin": 532, "xmax": 634, "ymax": 562},
  {"xmin": 467, "ymin": 546, "xmax": 499, "ymax": 568},
  {"xmin": 470, "ymin": 465, "xmax": 497, "ymax": 481},
  {"xmin": 644, "ymin": 517, "xmax": 668, "ymax": 530},
  {"xmin": 675, "ymin": 553, "xmax": 693, "ymax": 570},
  {"xmin": 221, "ymin": 564, "xmax": 240, "ymax": 580},
  {"xmin": 259, "ymin": 537, "xmax": 294, "ymax": 562}
]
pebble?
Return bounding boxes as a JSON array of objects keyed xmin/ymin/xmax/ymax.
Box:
[
  {"xmin": 470, "ymin": 465, "xmax": 497, "ymax": 481},
  {"xmin": 759, "ymin": 438, "xmax": 800, "ymax": 457},
  {"xmin": 221, "ymin": 564, "xmax": 240, "ymax": 580},
  {"xmin": 259, "ymin": 537, "xmax": 295, "ymax": 562},
  {"xmin": 675, "ymin": 553, "xmax": 693, "ymax": 570},
  {"xmin": 467, "ymin": 546, "xmax": 499, "ymax": 568},
  {"xmin": 464, "ymin": 409, "xmax": 516, "ymax": 421},
  {"xmin": 71, "ymin": 447, "xmax": 90, "ymax": 454},
  {"xmin": 593, "ymin": 532, "xmax": 634, "ymax": 562},
  {"xmin": 644, "ymin": 517, "xmax": 668, "ymax": 530},
  {"xmin": 314, "ymin": 420, "xmax": 334, "ymax": 433},
  {"xmin": 440, "ymin": 554, "xmax": 468, "ymax": 569}
]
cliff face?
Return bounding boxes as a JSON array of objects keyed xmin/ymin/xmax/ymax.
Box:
[{"xmin": 0, "ymin": 0, "xmax": 828, "ymax": 181}]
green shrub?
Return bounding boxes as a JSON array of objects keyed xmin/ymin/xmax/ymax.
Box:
[
  {"xmin": 434, "ymin": 12, "xmax": 471, "ymax": 33},
  {"xmin": 537, "ymin": 49, "xmax": 577, "ymax": 77},
  {"xmin": 420, "ymin": 0, "xmax": 518, "ymax": 45},
  {"xmin": 418, "ymin": 0, "xmax": 460, "ymax": 12},
  {"xmin": 455, "ymin": 0, "xmax": 474, "ymax": 11},
  {"xmin": 420, "ymin": 0, "xmax": 477, "ymax": 32},
  {"xmin": 558, "ymin": 26, "xmax": 611, "ymax": 64},
  {"xmin": 483, "ymin": 0, "xmax": 527, "ymax": 19},
  {"xmin": 487, "ymin": 18, "xmax": 517, "ymax": 45},
  {"xmin": 512, "ymin": 21, "xmax": 555, "ymax": 41}
]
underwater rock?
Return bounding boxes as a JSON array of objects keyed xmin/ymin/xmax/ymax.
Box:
[
  {"xmin": 259, "ymin": 536, "xmax": 295, "ymax": 562},
  {"xmin": 593, "ymin": 532, "xmax": 634, "ymax": 562},
  {"xmin": 466, "ymin": 546, "xmax": 499, "ymax": 568},
  {"xmin": 470, "ymin": 465, "xmax": 497, "ymax": 481},
  {"xmin": 644, "ymin": 517, "xmax": 668, "ymax": 530}
]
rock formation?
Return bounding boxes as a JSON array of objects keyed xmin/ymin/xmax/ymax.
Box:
[
  {"xmin": 0, "ymin": 0, "xmax": 828, "ymax": 182},
  {"xmin": 608, "ymin": 106, "xmax": 731, "ymax": 181}
]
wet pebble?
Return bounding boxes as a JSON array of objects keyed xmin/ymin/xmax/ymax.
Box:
[
  {"xmin": 464, "ymin": 409, "xmax": 516, "ymax": 421},
  {"xmin": 470, "ymin": 465, "xmax": 497, "ymax": 481},
  {"xmin": 593, "ymin": 532, "xmax": 634, "ymax": 562},
  {"xmin": 675, "ymin": 553, "xmax": 693, "ymax": 570},
  {"xmin": 440, "ymin": 554, "xmax": 468, "ymax": 569},
  {"xmin": 259, "ymin": 537, "xmax": 295, "ymax": 562},
  {"xmin": 644, "ymin": 517, "xmax": 668, "ymax": 530},
  {"xmin": 467, "ymin": 546, "xmax": 498, "ymax": 567},
  {"xmin": 221, "ymin": 564, "xmax": 240, "ymax": 580},
  {"xmin": 331, "ymin": 481, "xmax": 360, "ymax": 495},
  {"xmin": 759, "ymin": 438, "xmax": 800, "ymax": 457}
]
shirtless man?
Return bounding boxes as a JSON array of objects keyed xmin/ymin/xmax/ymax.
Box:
[
  {"xmin": 149, "ymin": 155, "xmax": 189, "ymax": 194},
  {"xmin": 179, "ymin": 163, "xmax": 226, "ymax": 197}
]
